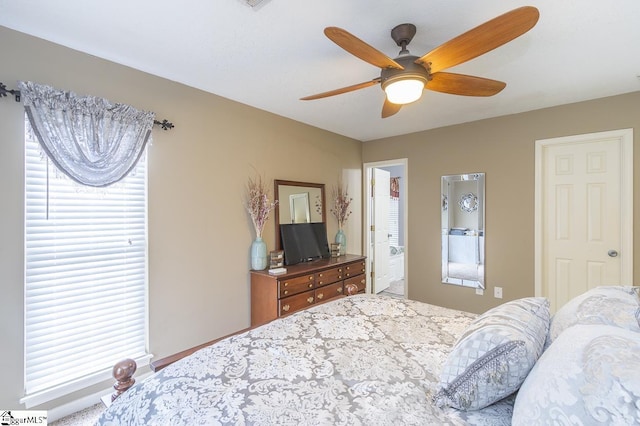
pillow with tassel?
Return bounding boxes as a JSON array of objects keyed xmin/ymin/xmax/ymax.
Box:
[{"xmin": 433, "ymin": 297, "xmax": 550, "ymax": 411}]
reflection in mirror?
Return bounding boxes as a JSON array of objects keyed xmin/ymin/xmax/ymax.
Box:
[
  {"xmin": 289, "ymin": 193, "xmax": 311, "ymax": 223},
  {"xmin": 274, "ymin": 180, "xmax": 326, "ymax": 250},
  {"xmin": 441, "ymin": 173, "xmax": 485, "ymax": 289}
]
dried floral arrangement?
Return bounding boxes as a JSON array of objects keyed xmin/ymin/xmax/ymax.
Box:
[
  {"xmin": 245, "ymin": 174, "xmax": 277, "ymax": 238},
  {"xmin": 331, "ymin": 180, "xmax": 352, "ymax": 230}
]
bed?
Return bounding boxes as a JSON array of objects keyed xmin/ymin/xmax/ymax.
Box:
[
  {"xmin": 96, "ymin": 295, "xmax": 517, "ymax": 425},
  {"xmin": 97, "ymin": 288, "xmax": 640, "ymax": 425}
]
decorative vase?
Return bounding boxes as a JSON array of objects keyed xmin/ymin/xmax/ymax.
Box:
[
  {"xmin": 251, "ymin": 237, "xmax": 268, "ymax": 270},
  {"xmin": 335, "ymin": 229, "xmax": 346, "ymax": 256}
]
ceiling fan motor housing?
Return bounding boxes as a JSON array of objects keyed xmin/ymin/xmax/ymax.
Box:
[{"xmin": 380, "ymin": 55, "xmax": 431, "ymax": 92}]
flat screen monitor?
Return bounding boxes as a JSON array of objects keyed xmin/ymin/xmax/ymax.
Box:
[{"xmin": 280, "ymin": 222, "xmax": 330, "ymax": 265}]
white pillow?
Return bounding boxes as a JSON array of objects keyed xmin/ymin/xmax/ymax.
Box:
[
  {"xmin": 433, "ymin": 297, "xmax": 550, "ymax": 411},
  {"xmin": 513, "ymin": 324, "xmax": 640, "ymax": 425},
  {"xmin": 548, "ymin": 286, "xmax": 640, "ymax": 344}
]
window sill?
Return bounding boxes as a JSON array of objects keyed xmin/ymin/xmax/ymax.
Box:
[{"xmin": 21, "ymin": 353, "xmax": 152, "ymax": 409}]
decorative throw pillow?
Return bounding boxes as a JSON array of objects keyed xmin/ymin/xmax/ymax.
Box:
[
  {"xmin": 434, "ymin": 297, "xmax": 550, "ymax": 411},
  {"xmin": 548, "ymin": 286, "xmax": 640, "ymax": 344},
  {"xmin": 513, "ymin": 324, "xmax": 640, "ymax": 425}
]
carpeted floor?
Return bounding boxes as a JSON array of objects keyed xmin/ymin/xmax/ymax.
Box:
[{"xmin": 50, "ymin": 403, "xmax": 104, "ymax": 426}]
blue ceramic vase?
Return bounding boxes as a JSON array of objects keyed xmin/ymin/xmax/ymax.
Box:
[
  {"xmin": 251, "ymin": 237, "xmax": 268, "ymax": 270},
  {"xmin": 335, "ymin": 229, "xmax": 346, "ymax": 255}
]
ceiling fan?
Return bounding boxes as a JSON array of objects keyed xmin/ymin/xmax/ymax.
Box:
[{"xmin": 301, "ymin": 6, "xmax": 539, "ymax": 118}]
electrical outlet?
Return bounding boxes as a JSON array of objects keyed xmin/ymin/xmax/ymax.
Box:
[
  {"xmin": 475, "ymin": 288, "xmax": 484, "ymax": 296},
  {"xmin": 494, "ymin": 287, "xmax": 503, "ymax": 299}
]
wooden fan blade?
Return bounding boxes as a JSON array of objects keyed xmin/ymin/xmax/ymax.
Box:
[
  {"xmin": 427, "ymin": 72, "xmax": 506, "ymax": 96},
  {"xmin": 382, "ymin": 98, "xmax": 402, "ymax": 118},
  {"xmin": 416, "ymin": 6, "xmax": 539, "ymax": 74},
  {"xmin": 325, "ymin": 27, "xmax": 404, "ymax": 70},
  {"xmin": 300, "ymin": 78, "xmax": 381, "ymax": 100}
]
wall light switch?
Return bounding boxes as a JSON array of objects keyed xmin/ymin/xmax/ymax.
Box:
[{"xmin": 494, "ymin": 287, "xmax": 503, "ymax": 299}]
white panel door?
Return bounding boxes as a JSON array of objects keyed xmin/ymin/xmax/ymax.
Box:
[
  {"xmin": 537, "ymin": 129, "xmax": 633, "ymax": 312},
  {"xmin": 373, "ymin": 168, "xmax": 391, "ymax": 293}
]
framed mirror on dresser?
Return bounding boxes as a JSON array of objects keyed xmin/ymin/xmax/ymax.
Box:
[{"xmin": 273, "ymin": 180, "xmax": 326, "ymax": 250}]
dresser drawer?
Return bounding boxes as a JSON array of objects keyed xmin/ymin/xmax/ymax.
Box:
[
  {"xmin": 279, "ymin": 274, "xmax": 315, "ymax": 298},
  {"xmin": 279, "ymin": 290, "xmax": 315, "ymax": 316},
  {"xmin": 315, "ymin": 281, "xmax": 344, "ymax": 302},
  {"xmin": 344, "ymin": 261, "xmax": 366, "ymax": 278},
  {"xmin": 315, "ymin": 266, "xmax": 343, "ymax": 286},
  {"xmin": 251, "ymin": 255, "xmax": 367, "ymax": 327},
  {"xmin": 344, "ymin": 274, "xmax": 366, "ymax": 294}
]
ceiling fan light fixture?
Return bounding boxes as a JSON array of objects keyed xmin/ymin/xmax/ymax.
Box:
[{"xmin": 382, "ymin": 74, "xmax": 427, "ymax": 104}]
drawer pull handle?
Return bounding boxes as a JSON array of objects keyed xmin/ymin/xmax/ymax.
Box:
[
  {"xmin": 317, "ymin": 293, "xmax": 324, "ymax": 300},
  {"xmin": 309, "ymin": 276, "xmax": 313, "ymax": 280},
  {"xmin": 361, "ymin": 268, "xmax": 365, "ymax": 272},
  {"xmin": 318, "ymin": 281, "xmax": 323, "ymax": 285},
  {"xmin": 282, "ymin": 304, "xmax": 290, "ymax": 312},
  {"xmin": 284, "ymin": 290, "xmax": 289, "ymax": 295},
  {"xmin": 284, "ymin": 282, "xmax": 289, "ymax": 287},
  {"xmin": 318, "ymin": 273, "xmax": 323, "ymax": 277},
  {"xmin": 307, "ymin": 297, "xmax": 314, "ymax": 304},
  {"xmin": 337, "ymin": 287, "xmax": 343, "ymax": 293},
  {"xmin": 345, "ymin": 283, "xmax": 358, "ymax": 296},
  {"xmin": 346, "ymin": 266, "xmax": 350, "ymax": 270},
  {"xmin": 308, "ymin": 283, "xmax": 313, "ymax": 288},
  {"xmin": 361, "ymin": 279, "xmax": 365, "ymax": 284},
  {"xmin": 338, "ymin": 268, "xmax": 342, "ymax": 272}
]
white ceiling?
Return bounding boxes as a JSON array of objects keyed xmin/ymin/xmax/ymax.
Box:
[{"xmin": 1, "ymin": 0, "xmax": 639, "ymax": 141}]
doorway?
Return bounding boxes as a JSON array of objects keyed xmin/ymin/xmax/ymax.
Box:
[
  {"xmin": 364, "ymin": 159, "xmax": 408, "ymax": 298},
  {"xmin": 534, "ymin": 129, "xmax": 633, "ymax": 312}
]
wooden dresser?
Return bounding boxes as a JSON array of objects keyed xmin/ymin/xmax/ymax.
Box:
[{"xmin": 250, "ymin": 254, "xmax": 366, "ymax": 326}]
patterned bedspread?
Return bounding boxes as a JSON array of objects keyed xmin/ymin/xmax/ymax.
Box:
[{"xmin": 97, "ymin": 295, "xmax": 515, "ymax": 425}]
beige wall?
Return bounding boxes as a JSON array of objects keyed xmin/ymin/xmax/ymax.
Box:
[
  {"xmin": 0, "ymin": 26, "xmax": 362, "ymax": 409},
  {"xmin": 364, "ymin": 91, "xmax": 640, "ymax": 314}
]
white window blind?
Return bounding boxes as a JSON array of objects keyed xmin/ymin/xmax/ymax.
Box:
[
  {"xmin": 389, "ymin": 197, "xmax": 399, "ymax": 248},
  {"xmin": 23, "ymin": 119, "xmax": 149, "ymax": 405}
]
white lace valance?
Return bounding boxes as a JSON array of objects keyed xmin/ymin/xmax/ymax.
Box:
[{"xmin": 18, "ymin": 81, "xmax": 155, "ymax": 187}]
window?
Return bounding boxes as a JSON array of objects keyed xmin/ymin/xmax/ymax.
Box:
[
  {"xmin": 22, "ymin": 118, "xmax": 150, "ymax": 406},
  {"xmin": 388, "ymin": 197, "xmax": 399, "ymax": 248}
]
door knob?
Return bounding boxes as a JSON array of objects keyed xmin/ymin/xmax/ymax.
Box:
[{"xmin": 608, "ymin": 250, "xmax": 619, "ymax": 257}]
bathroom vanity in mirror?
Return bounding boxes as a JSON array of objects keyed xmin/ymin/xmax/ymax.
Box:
[{"xmin": 441, "ymin": 173, "xmax": 485, "ymax": 288}]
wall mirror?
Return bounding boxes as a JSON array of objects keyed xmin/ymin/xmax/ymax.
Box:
[
  {"xmin": 441, "ymin": 173, "xmax": 485, "ymax": 289},
  {"xmin": 274, "ymin": 180, "xmax": 326, "ymax": 250}
]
